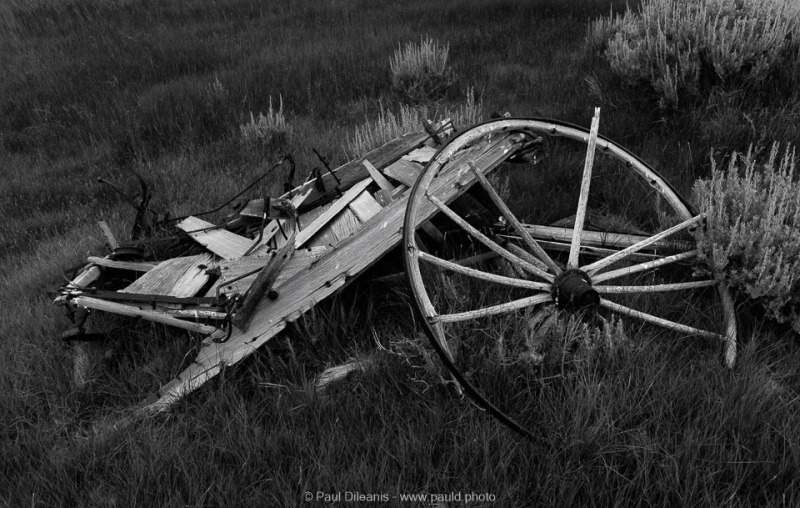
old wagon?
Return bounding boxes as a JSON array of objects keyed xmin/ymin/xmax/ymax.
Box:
[{"xmin": 55, "ymin": 110, "xmax": 737, "ymax": 438}]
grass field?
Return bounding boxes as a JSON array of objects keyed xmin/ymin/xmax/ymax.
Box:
[{"xmin": 2, "ymin": 0, "xmax": 800, "ymax": 506}]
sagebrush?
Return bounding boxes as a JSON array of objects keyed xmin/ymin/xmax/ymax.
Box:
[
  {"xmin": 240, "ymin": 95, "xmax": 291, "ymax": 147},
  {"xmin": 587, "ymin": 0, "xmax": 800, "ymax": 109},
  {"xmin": 694, "ymin": 143, "xmax": 800, "ymax": 333},
  {"xmin": 345, "ymin": 87, "xmax": 482, "ymax": 158},
  {"xmin": 390, "ymin": 35, "xmax": 455, "ymax": 104}
]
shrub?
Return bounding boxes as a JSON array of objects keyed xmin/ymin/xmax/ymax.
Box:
[
  {"xmin": 345, "ymin": 87, "xmax": 482, "ymax": 158},
  {"xmin": 693, "ymin": 143, "xmax": 800, "ymax": 333},
  {"xmin": 239, "ymin": 94, "xmax": 291, "ymax": 147},
  {"xmin": 390, "ymin": 35, "xmax": 455, "ymax": 104},
  {"xmin": 587, "ymin": 0, "xmax": 800, "ymax": 109}
]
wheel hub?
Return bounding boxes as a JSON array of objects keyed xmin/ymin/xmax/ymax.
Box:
[{"xmin": 552, "ymin": 269, "xmax": 599, "ymax": 310}]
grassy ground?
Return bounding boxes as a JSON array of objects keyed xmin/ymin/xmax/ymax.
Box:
[{"xmin": 2, "ymin": 0, "xmax": 800, "ymax": 506}]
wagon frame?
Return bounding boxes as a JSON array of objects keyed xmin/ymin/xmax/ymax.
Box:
[{"xmin": 55, "ymin": 111, "xmax": 737, "ymax": 437}]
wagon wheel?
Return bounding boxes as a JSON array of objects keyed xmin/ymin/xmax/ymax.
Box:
[{"xmin": 402, "ymin": 115, "xmax": 737, "ymax": 440}]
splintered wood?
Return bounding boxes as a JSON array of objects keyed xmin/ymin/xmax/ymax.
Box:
[
  {"xmin": 57, "ymin": 118, "xmax": 469, "ymax": 423},
  {"xmin": 178, "ymin": 216, "xmax": 267, "ymax": 259},
  {"xmin": 121, "ymin": 253, "xmax": 215, "ymax": 298},
  {"xmin": 140, "ymin": 131, "xmax": 524, "ymax": 414}
]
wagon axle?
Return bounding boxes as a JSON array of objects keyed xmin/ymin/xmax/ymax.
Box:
[{"xmin": 552, "ymin": 269, "xmax": 599, "ymax": 310}]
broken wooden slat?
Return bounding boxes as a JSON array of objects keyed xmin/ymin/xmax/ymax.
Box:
[
  {"xmin": 98, "ymin": 221, "xmax": 120, "ymax": 250},
  {"xmin": 403, "ymin": 146, "xmax": 438, "ymax": 164},
  {"xmin": 306, "ymin": 208, "xmax": 361, "ymax": 248},
  {"xmin": 72, "ymin": 296, "xmax": 218, "ymax": 335},
  {"xmin": 363, "ymin": 160, "xmax": 395, "ymax": 194},
  {"xmin": 121, "ymin": 253, "xmax": 215, "ymax": 298},
  {"xmin": 294, "ymin": 130, "xmax": 434, "ymax": 210},
  {"xmin": 363, "ymin": 160, "xmax": 396, "ymax": 206},
  {"xmin": 315, "ymin": 357, "xmax": 375, "ymax": 394},
  {"xmin": 384, "ymin": 159, "xmax": 423, "ymax": 187},
  {"xmin": 132, "ymin": 131, "xmax": 524, "ymax": 416},
  {"xmin": 250, "ymin": 188, "xmax": 312, "ymax": 251},
  {"xmin": 348, "ymin": 191, "xmax": 383, "ymax": 223},
  {"xmin": 295, "ymin": 178, "xmax": 372, "ymax": 248},
  {"xmin": 86, "ymin": 256, "xmax": 158, "ymax": 272},
  {"xmin": 298, "ymin": 201, "xmax": 331, "ymax": 229},
  {"xmin": 206, "ymin": 247, "xmax": 326, "ymax": 298},
  {"xmin": 177, "ymin": 216, "xmax": 266, "ymax": 260},
  {"xmin": 232, "ymin": 231, "xmax": 296, "ymax": 331}
]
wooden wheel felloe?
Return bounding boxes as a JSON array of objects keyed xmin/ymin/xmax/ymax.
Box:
[{"xmin": 402, "ymin": 115, "xmax": 737, "ymax": 439}]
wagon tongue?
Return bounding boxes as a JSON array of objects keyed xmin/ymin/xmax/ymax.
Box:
[{"xmin": 552, "ymin": 268, "xmax": 599, "ymax": 310}]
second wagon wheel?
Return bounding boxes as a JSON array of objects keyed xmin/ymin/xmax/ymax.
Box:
[{"xmin": 402, "ymin": 115, "xmax": 737, "ymax": 440}]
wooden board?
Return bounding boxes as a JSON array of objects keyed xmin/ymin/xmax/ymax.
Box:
[
  {"xmin": 177, "ymin": 216, "xmax": 265, "ymax": 260},
  {"xmin": 307, "ymin": 207, "xmax": 361, "ymax": 248},
  {"xmin": 291, "ymin": 131, "xmax": 432, "ymax": 210},
  {"xmin": 348, "ymin": 191, "xmax": 383, "ymax": 223},
  {"xmin": 384, "ymin": 159, "xmax": 423, "ymax": 187},
  {"xmin": 121, "ymin": 253, "xmax": 215, "ymax": 298},
  {"xmin": 363, "ymin": 160, "xmax": 395, "ymax": 194},
  {"xmin": 296, "ymin": 178, "xmax": 372, "ymax": 248},
  {"xmin": 404, "ymin": 146, "xmax": 438, "ymax": 164},
  {"xmin": 251, "ymin": 188, "xmax": 312, "ymax": 251},
  {"xmin": 206, "ymin": 247, "xmax": 327, "ymax": 298},
  {"xmin": 134, "ymin": 131, "xmax": 524, "ymax": 415},
  {"xmin": 86, "ymin": 256, "xmax": 158, "ymax": 272}
]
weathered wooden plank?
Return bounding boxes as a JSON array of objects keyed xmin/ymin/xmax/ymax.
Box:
[
  {"xmin": 121, "ymin": 253, "xmax": 214, "ymax": 298},
  {"xmin": 307, "ymin": 208, "xmax": 361, "ymax": 248},
  {"xmin": 72, "ymin": 296, "xmax": 218, "ymax": 334},
  {"xmin": 348, "ymin": 191, "xmax": 383, "ymax": 223},
  {"xmin": 292, "ymin": 130, "xmax": 432, "ymax": 210},
  {"xmin": 206, "ymin": 247, "xmax": 327, "ymax": 298},
  {"xmin": 232, "ymin": 231, "xmax": 296, "ymax": 331},
  {"xmin": 298, "ymin": 202, "xmax": 331, "ymax": 229},
  {"xmin": 295, "ymin": 178, "xmax": 372, "ymax": 248},
  {"xmin": 178, "ymin": 216, "xmax": 263, "ymax": 260},
  {"xmin": 86, "ymin": 256, "xmax": 158, "ymax": 272},
  {"xmin": 384, "ymin": 159, "xmax": 423, "ymax": 187},
  {"xmin": 363, "ymin": 160, "xmax": 395, "ymax": 194},
  {"xmin": 134, "ymin": 131, "xmax": 524, "ymax": 415},
  {"xmin": 248, "ymin": 188, "xmax": 312, "ymax": 251},
  {"xmin": 98, "ymin": 220, "xmax": 120, "ymax": 250},
  {"xmin": 404, "ymin": 146, "xmax": 438, "ymax": 164}
]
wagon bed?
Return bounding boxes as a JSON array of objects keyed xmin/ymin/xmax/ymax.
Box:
[{"xmin": 55, "ymin": 113, "xmax": 737, "ymax": 437}]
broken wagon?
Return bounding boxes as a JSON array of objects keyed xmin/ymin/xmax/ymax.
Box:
[{"xmin": 55, "ymin": 111, "xmax": 737, "ymax": 438}]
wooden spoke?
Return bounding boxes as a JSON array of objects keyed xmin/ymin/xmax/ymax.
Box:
[
  {"xmin": 568, "ymin": 107, "xmax": 601, "ymax": 269},
  {"xmin": 582, "ymin": 214, "xmax": 705, "ymax": 276},
  {"xmin": 508, "ymin": 237, "xmax": 663, "ymax": 263},
  {"xmin": 591, "ymin": 250, "xmax": 698, "ymax": 284},
  {"xmin": 600, "ymin": 298, "xmax": 722, "ymax": 340},
  {"xmin": 432, "ymin": 293, "xmax": 553, "ymax": 324},
  {"xmin": 426, "ymin": 194, "xmax": 554, "ymax": 282},
  {"xmin": 419, "ymin": 251, "xmax": 551, "ymax": 292},
  {"xmin": 505, "ymin": 243, "xmax": 549, "ymax": 271},
  {"xmin": 596, "ymin": 280, "xmax": 717, "ymax": 294},
  {"xmin": 450, "ymin": 251, "xmax": 498, "ymax": 267},
  {"xmin": 518, "ymin": 224, "xmax": 694, "ymax": 252},
  {"xmin": 467, "ymin": 161, "xmax": 561, "ymax": 274}
]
